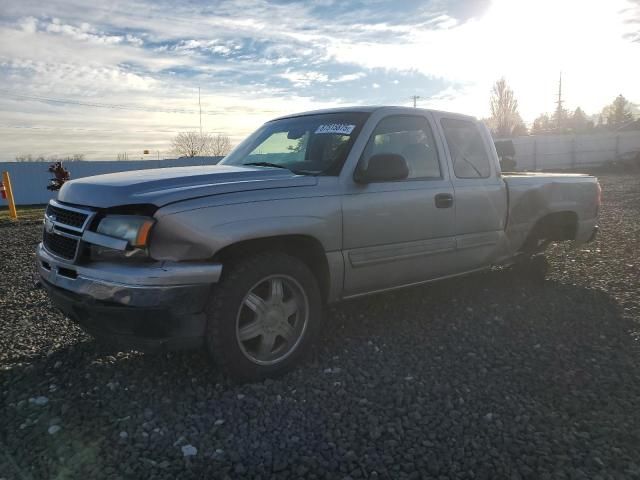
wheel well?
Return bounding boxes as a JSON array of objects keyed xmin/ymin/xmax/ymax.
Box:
[
  {"xmin": 212, "ymin": 235, "xmax": 330, "ymax": 302},
  {"xmin": 522, "ymin": 211, "xmax": 578, "ymax": 252}
]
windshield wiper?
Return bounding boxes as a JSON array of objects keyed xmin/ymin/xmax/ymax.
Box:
[
  {"xmin": 243, "ymin": 161, "xmax": 315, "ymax": 176},
  {"xmin": 244, "ymin": 162, "xmax": 290, "ymax": 170}
]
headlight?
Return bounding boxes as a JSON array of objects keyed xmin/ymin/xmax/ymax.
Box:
[{"xmin": 96, "ymin": 215, "xmax": 155, "ymax": 248}]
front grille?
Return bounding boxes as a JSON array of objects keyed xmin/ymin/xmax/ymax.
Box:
[
  {"xmin": 42, "ymin": 201, "xmax": 94, "ymax": 262},
  {"xmin": 43, "ymin": 231, "xmax": 79, "ymax": 260},
  {"xmin": 46, "ymin": 204, "xmax": 88, "ymax": 229}
]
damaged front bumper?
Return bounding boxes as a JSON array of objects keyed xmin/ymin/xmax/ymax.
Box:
[{"xmin": 36, "ymin": 243, "xmax": 222, "ymax": 351}]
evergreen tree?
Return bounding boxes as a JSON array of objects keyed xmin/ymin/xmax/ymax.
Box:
[
  {"xmin": 531, "ymin": 114, "xmax": 553, "ymax": 135},
  {"xmin": 602, "ymin": 95, "xmax": 634, "ymax": 128}
]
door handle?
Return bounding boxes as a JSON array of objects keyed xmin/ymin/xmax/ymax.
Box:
[{"xmin": 435, "ymin": 193, "xmax": 454, "ymax": 208}]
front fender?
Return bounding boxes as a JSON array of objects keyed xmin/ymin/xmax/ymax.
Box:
[{"xmin": 149, "ymin": 197, "xmax": 342, "ymax": 261}]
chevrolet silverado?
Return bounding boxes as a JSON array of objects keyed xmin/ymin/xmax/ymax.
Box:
[{"xmin": 37, "ymin": 107, "xmax": 600, "ymax": 380}]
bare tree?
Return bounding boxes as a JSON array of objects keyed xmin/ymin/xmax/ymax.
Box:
[
  {"xmin": 488, "ymin": 78, "xmax": 522, "ymax": 137},
  {"xmin": 172, "ymin": 131, "xmax": 208, "ymax": 157},
  {"xmin": 171, "ymin": 131, "xmax": 232, "ymax": 158},
  {"xmin": 16, "ymin": 153, "xmax": 84, "ymax": 162},
  {"xmin": 209, "ymin": 133, "xmax": 232, "ymax": 156}
]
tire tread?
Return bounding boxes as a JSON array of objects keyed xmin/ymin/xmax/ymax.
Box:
[{"xmin": 205, "ymin": 252, "xmax": 321, "ymax": 381}]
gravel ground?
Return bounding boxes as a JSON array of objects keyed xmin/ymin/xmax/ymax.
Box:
[{"xmin": 1, "ymin": 173, "xmax": 639, "ymax": 480}]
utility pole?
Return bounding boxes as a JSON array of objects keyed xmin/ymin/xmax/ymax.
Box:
[
  {"xmin": 198, "ymin": 87, "xmax": 202, "ymax": 137},
  {"xmin": 555, "ymin": 72, "xmax": 564, "ymax": 129},
  {"xmin": 410, "ymin": 95, "xmax": 421, "ymax": 108}
]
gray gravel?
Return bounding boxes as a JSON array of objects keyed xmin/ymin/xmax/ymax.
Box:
[{"xmin": 1, "ymin": 172, "xmax": 640, "ymax": 479}]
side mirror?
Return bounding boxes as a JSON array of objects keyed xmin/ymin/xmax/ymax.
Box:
[{"xmin": 354, "ymin": 153, "xmax": 409, "ymax": 183}]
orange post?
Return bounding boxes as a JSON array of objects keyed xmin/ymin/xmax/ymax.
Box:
[{"xmin": 1, "ymin": 171, "xmax": 18, "ymax": 220}]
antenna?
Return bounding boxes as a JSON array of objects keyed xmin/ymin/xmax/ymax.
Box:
[
  {"xmin": 410, "ymin": 95, "xmax": 421, "ymax": 108},
  {"xmin": 198, "ymin": 87, "xmax": 202, "ymax": 136}
]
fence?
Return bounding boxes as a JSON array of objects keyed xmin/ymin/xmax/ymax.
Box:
[
  {"xmin": 2, "ymin": 130, "xmax": 640, "ymax": 206},
  {"xmin": 507, "ymin": 130, "xmax": 640, "ymax": 171},
  {"xmin": 0, "ymin": 157, "xmax": 222, "ymax": 205}
]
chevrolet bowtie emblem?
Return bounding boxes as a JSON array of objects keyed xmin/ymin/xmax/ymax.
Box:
[{"xmin": 44, "ymin": 215, "xmax": 56, "ymax": 234}]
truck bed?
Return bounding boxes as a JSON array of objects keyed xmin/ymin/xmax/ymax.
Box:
[{"xmin": 502, "ymin": 171, "xmax": 599, "ymax": 253}]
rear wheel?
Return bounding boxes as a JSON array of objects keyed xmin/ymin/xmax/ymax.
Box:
[{"xmin": 205, "ymin": 253, "xmax": 322, "ymax": 381}]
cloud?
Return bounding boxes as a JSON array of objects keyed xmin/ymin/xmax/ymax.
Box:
[
  {"xmin": 0, "ymin": 0, "xmax": 637, "ymax": 159},
  {"xmin": 622, "ymin": 0, "xmax": 640, "ymax": 42},
  {"xmin": 332, "ymin": 72, "xmax": 366, "ymax": 83},
  {"xmin": 18, "ymin": 16, "xmax": 38, "ymax": 33},
  {"xmin": 44, "ymin": 18, "xmax": 124, "ymax": 44},
  {"xmin": 327, "ymin": 0, "xmax": 640, "ymax": 119},
  {"xmin": 279, "ymin": 70, "xmax": 329, "ymax": 87}
]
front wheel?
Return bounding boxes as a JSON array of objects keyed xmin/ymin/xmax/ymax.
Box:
[{"xmin": 205, "ymin": 253, "xmax": 322, "ymax": 381}]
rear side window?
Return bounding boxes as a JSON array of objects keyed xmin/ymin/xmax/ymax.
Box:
[
  {"xmin": 362, "ymin": 115, "xmax": 441, "ymax": 180},
  {"xmin": 441, "ymin": 118, "xmax": 491, "ymax": 179}
]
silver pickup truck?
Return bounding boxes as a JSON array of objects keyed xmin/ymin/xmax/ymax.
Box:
[{"xmin": 37, "ymin": 106, "xmax": 600, "ymax": 380}]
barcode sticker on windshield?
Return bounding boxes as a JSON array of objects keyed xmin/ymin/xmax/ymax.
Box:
[{"xmin": 315, "ymin": 123, "xmax": 356, "ymax": 135}]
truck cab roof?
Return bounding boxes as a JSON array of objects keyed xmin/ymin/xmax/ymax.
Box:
[{"xmin": 270, "ymin": 106, "xmax": 478, "ymax": 123}]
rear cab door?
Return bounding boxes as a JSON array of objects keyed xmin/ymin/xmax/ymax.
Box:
[{"xmin": 431, "ymin": 112, "xmax": 509, "ymax": 270}]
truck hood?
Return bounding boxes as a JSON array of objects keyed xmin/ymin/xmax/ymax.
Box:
[{"xmin": 57, "ymin": 165, "xmax": 318, "ymax": 208}]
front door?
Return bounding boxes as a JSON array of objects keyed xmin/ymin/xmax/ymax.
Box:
[{"xmin": 341, "ymin": 114, "xmax": 457, "ymax": 297}]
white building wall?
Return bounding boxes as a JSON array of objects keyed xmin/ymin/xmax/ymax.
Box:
[
  {"xmin": 509, "ymin": 131, "xmax": 640, "ymax": 171},
  {"xmin": 0, "ymin": 157, "xmax": 222, "ymax": 205},
  {"xmin": 1, "ymin": 131, "xmax": 640, "ymax": 206}
]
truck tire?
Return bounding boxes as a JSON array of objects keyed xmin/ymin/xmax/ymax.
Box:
[{"xmin": 205, "ymin": 253, "xmax": 322, "ymax": 381}]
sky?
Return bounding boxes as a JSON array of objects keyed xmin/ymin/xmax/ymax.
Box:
[{"xmin": 0, "ymin": 0, "xmax": 639, "ymax": 160}]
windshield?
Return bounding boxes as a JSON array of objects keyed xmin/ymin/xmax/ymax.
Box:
[{"xmin": 221, "ymin": 112, "xmax": 370, "ymax": 175}]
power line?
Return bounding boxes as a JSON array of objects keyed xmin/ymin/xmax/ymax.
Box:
[
  {"xmin": 0, "ymin": 89, "xmax": 272, "ymax": 117},
  {"xmin": 0, "ymin": 125, "xmax": 194, "ymax": 133},
  {"xmin": 0, "ymin": 89, "xmax": 197, "ymax": 114}
]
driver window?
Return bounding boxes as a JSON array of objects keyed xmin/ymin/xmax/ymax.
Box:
[{"xmin": 362, "ymin": 115, "xmax": 441, "ymax": 180}]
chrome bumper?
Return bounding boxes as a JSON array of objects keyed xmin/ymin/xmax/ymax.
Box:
[
  {"xmin": 37, "ymin": 243, "xmax": 224, "ymax": 350},
  {"xmin": 36, "ymin": 243, "xmax": 222, "ymax": 308}
]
